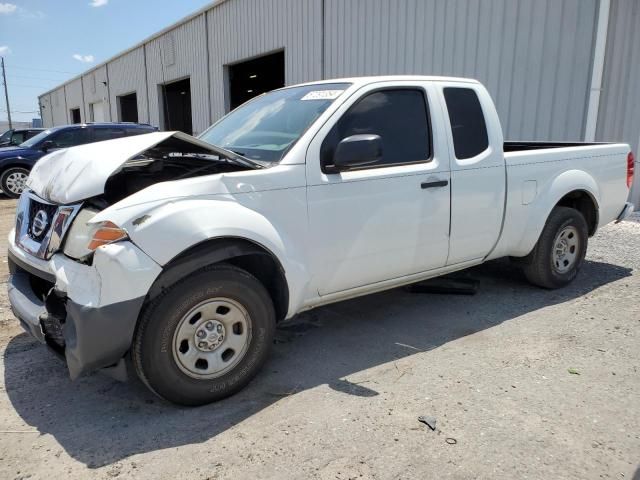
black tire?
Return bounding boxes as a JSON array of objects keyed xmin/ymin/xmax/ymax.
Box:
[
  {"xmin": 522, "ymin": 206, "xmax": 588, "ymax": 289},
  {"xmin": 132, "ymin": 264, "xmax": 276, "ymax": 406},
  {"xmin": 1, "ymin": 166, "xmax": 30, "ymax": 198}
]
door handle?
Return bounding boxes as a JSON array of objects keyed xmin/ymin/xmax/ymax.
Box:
[{"xmin": 421, "ymin": 180, "xmax": 448, "ymax": 189}]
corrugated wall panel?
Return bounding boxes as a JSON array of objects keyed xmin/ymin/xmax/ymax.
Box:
[
  {"xmin": 324, "ymin": 0, "xmax": 598, "ymax": 141},
  {"xmin": 145, "ymin": 15, "xmax": 209, "ymax": 135},
  {"xmin": 50, "ymin": 87, "xmax": 68, "ymax": 125},
  {"xmin": 596, "ymin": 0, "xmax": 640, "ymax": 205},
  {"xmin": 206, "ymin": 0, "xmax": 322, "ymax": 121},
  {"xmin": 64, "ymin": 77, "xmax": 85, "ymax": 123},
  {"xmin": 107, "ymin": 47, "xmax": 149, "ymax": 124},
  {"xmin": 38, "ymin": 93, "xmax": 54, "ymax": 128},
  {"xmin": 81, "ymin": 65, "xmax": 109, "ymax": 121}
]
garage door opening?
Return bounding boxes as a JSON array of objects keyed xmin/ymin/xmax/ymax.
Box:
[
  {"xmin": 159, "ymin": 78, "xmax": 192, "ymax": 134},
  {"xmin": 89, "ymin": 102, "xmax": 105, "ymax": 122},
  {"xmin": 70, "ymin": 108, "xmax": 81, "ymax": 124},
  {"xmin": 118, "ymin": 93, "xmax": 138, "ymax": 123},
  {"xmin": 228, "ymin": 50, "xmax": 285, "ymax": 111}
]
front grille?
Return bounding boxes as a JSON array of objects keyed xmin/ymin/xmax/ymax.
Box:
[
  {"xmin": 27, "ymin": 199, "xmax": 58, "ymax": 241},
  {"xmin": 15, "ymin": 191, "xmax": 82, "ymax": 260}
]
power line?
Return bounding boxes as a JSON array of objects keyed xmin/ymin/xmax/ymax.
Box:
[
  {"xmin": 0, "ymin": 109, "xmax": 39, "ymax": 114},
  {"xmin": 6, "ymin": 84, "xmax": 53, "ymax": 90},
  {"xmin": 8, "ymin": 73, "xmax": 64, "ymax": 82},
  {"xmin": 7, "ymin": 65, "xmax": 80, "ymax": 75}
]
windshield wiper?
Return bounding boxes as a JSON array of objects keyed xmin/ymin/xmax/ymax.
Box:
[
  {"xmin": 207, "ymin": 146, "xmax": 265, "ymax": 169},
  {"xmin": 169, "ymin": 150, "xmax": 263, "ymax": 170},
  {"xmin": 228, "ymin": 150, "xmax": 270, "ymax": 168},
  {"xmin": 171, "ymin": 155, "xmax": 253, "ymax": 180}
]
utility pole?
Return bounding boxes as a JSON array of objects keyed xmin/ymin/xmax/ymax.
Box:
[{"xmin": 1, "ymin": 57, "xmax": 11, "ymax": 129}]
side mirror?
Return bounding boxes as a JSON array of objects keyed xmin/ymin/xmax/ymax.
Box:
[
  {"xmin": 41, "ymin": 140, "xmax": 55, "ymax": 152},
  {"xmin": 332, "ymin": 134, "xmax": 382, "ymax": 171}
]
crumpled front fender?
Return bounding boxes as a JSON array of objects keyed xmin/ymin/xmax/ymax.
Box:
[{"xmin": 93, "ymin": 191, "xmax": 311, "ymax": 318}]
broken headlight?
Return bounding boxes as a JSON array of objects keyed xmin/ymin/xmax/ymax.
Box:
[{"xmin": 63, "ymin": 208, "xmax": 128, "ymax": 259}]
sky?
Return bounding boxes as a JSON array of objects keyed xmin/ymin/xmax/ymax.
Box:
[{"xmin": 0, "ymin": 0, "xmax": 215, "ymax": 123}]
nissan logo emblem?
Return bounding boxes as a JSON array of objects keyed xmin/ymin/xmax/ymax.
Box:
[{"xmin": 32, "ymin": 210, "xmax": 49, "ymax": 237}]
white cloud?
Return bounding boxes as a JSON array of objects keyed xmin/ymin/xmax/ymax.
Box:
[
  {"xmin": 0, "ymin": 3, "xmax": 17, "ymax": 14},
  {"xmin": 0, "ymin": 46, "xmax": 11, "ymax": 56},
  {"xmin": 72, "ymin": 53, "xmax": 95, "ymax": 63},
  {"xmin": 19, "ymin": 8, "xmax": 45, "ymax": 19},
  {"xmin": 89, "ymin": 0, "xmax": 108, "ymax": 7}
]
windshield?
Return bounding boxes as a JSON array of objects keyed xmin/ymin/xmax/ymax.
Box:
[
  {"xmin": 199, "ymin": 83, "xmax": 351, "ymax": 162},
  {"xmin": 0, "ymin": 130, "xmax": 11, "ymax": 142},
  {"xmin": 19, "ymin": 129, "xmax": 54, "ymax": 148}
]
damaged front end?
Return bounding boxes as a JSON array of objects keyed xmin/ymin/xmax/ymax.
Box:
[
  {"xmin": 8, "ymin": 131, "xmax": 256, "ymax": 380},
  {"xmin": 8, "ymin": 195, "xmax": 161, "ymax": 379}
]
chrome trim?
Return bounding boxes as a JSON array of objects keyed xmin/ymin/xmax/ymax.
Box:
[{"xmin": 15, "ymin": 191, "xmax": 82, "ymax": 260}]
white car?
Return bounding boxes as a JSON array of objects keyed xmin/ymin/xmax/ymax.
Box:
[{"xmin": 7, "ymin": 76, "xmax": 635, "ymax": 405}]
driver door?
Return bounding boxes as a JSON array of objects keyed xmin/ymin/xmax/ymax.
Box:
[{"xmin": 305, "ymin": 82, "xmax": 451, "ymax": 296}]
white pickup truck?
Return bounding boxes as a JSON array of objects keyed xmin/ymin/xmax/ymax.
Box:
[{"xmin": 7, "ymin": 76, "xmax": 635, "ymax": 405}]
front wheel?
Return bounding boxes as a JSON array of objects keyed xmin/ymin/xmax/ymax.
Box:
[
  {"xmin": 1, "ymin": 167, "xmax": 30, "ymax": 198},
  {"xmin": 132, "ymin": 264, "xmax": 276, "ymax": 406},
  {"xmin": 522, "ymin": 206, "xmax": 588, "ymax": 289}
]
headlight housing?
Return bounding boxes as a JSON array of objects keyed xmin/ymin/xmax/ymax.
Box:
[{"xmin": 63, "ymin": 208, "xmax": 128, "ymax": 260}]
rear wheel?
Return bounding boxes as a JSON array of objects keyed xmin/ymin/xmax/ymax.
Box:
[
  {"xmin": 523, "ymin": 206, "xmax": 588, "ymax": 289},
  {"xmin": 132, "ymin": 264, "xmax": 275, "ymax": 406},
  {"xmin": 1, "ymin": 167, "xmax": 29, "ymax": 198}
]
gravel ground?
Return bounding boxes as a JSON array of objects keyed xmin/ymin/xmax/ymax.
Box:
[{"xmin": 0, "ymin": 196, "xmax": 638, "ymax": 480}]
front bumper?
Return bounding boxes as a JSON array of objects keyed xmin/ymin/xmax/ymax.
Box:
[{"xmin": 7, "ymin": 230, "xmax": 162, "ymax": 380}]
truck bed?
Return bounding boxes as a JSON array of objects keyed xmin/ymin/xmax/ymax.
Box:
[
  {"xmin": 491, "ymin": 141, "xmax": 631, "ymax": 261},
  {"xmin": 503, "ymin": 141, "xmax": 608, "ymax": 152}
]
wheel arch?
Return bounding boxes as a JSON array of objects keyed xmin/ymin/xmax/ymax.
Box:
[
  {"xmin": 510, "ymin": 170, "xmax": 600, "ymax": 257},
  {"xmin": 0, "ymin": 161, "xmax": 32, "ymax": 175},
  {"xmin": 146, "ymin": 237, "xmax": 290, "ymax": 322},
  {"xmin": 554, "ymin": 189, "xmax": 599, "ymax": 236}
]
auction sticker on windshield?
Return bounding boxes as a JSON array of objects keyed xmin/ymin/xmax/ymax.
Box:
[{"xmin": 301, "ymin": 90, "xmax": 345, "ymax": 101}]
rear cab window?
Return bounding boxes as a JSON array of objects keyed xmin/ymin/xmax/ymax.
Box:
[
  {"xmin": 321, "ymin": 88, "xmax": 431, "ymax": 171},
  {"xmin": 443, "ymin": 87, "xmax": 489, "ymax": 159}
]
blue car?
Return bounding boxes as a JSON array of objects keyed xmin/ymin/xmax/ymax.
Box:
[{"xmin": 0, "ymin": 123, "xmax": 156, "ymax": 198}]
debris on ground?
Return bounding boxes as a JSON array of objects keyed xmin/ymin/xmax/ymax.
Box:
[
  {"xmin": 445, "ymin": 438, "xmax": 458, "ymax": 445},
  {"xmin": 568, "ymin": 368, "xmax": 581, "ymax": 375},
  {"xmin": 418, "ymin": 415, "xmax": 437, "ymax": 431}
]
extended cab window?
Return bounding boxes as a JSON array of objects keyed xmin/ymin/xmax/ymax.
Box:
[
  {"xmin": 321, "ymin": 89, "xmax": 431, "ymax": 170},
  {"xmin": 443, "ymin": 87, "xmax": 489, "ymax": 159}
]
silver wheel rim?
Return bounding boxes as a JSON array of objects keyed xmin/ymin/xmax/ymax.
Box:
[
  {"xmin": 4, "ymin": 170, "xmax": 28, "ymax": 195},
  {"xmin": 552, "ymin": 225, "xmax": 580, "ymax": 274},
  {"xmin": 172, "ymin": 297, "xmax": 252, "ymax": 379}
]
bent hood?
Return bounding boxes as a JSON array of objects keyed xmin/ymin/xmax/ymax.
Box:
[{"xmin": 27, "ymin": 131, "xmax": 236, "ymax": 204}]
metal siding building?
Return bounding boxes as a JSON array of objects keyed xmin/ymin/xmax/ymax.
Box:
[
  {"xmin": 38, "ymin": 0, "xmax": 640, "ymax": 204},
  {"xmin": 81, "ymin": 65, "xmax": 109, "ymax": 122},
  {"xmin": 144, "ymin": 14, "xmax": 210, "ymax": 133},
  {"xmin": 206, "ymin": 0, "xmax": 323, "ymax": 120},
  {"xmin": 106, "ymin": 47, "xmax": 149, "ymax": 123}
]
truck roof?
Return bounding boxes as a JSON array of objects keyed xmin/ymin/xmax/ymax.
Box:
[{"xmin": 294, "ymin": 75, "xmax": 482, "ymax": 88}]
